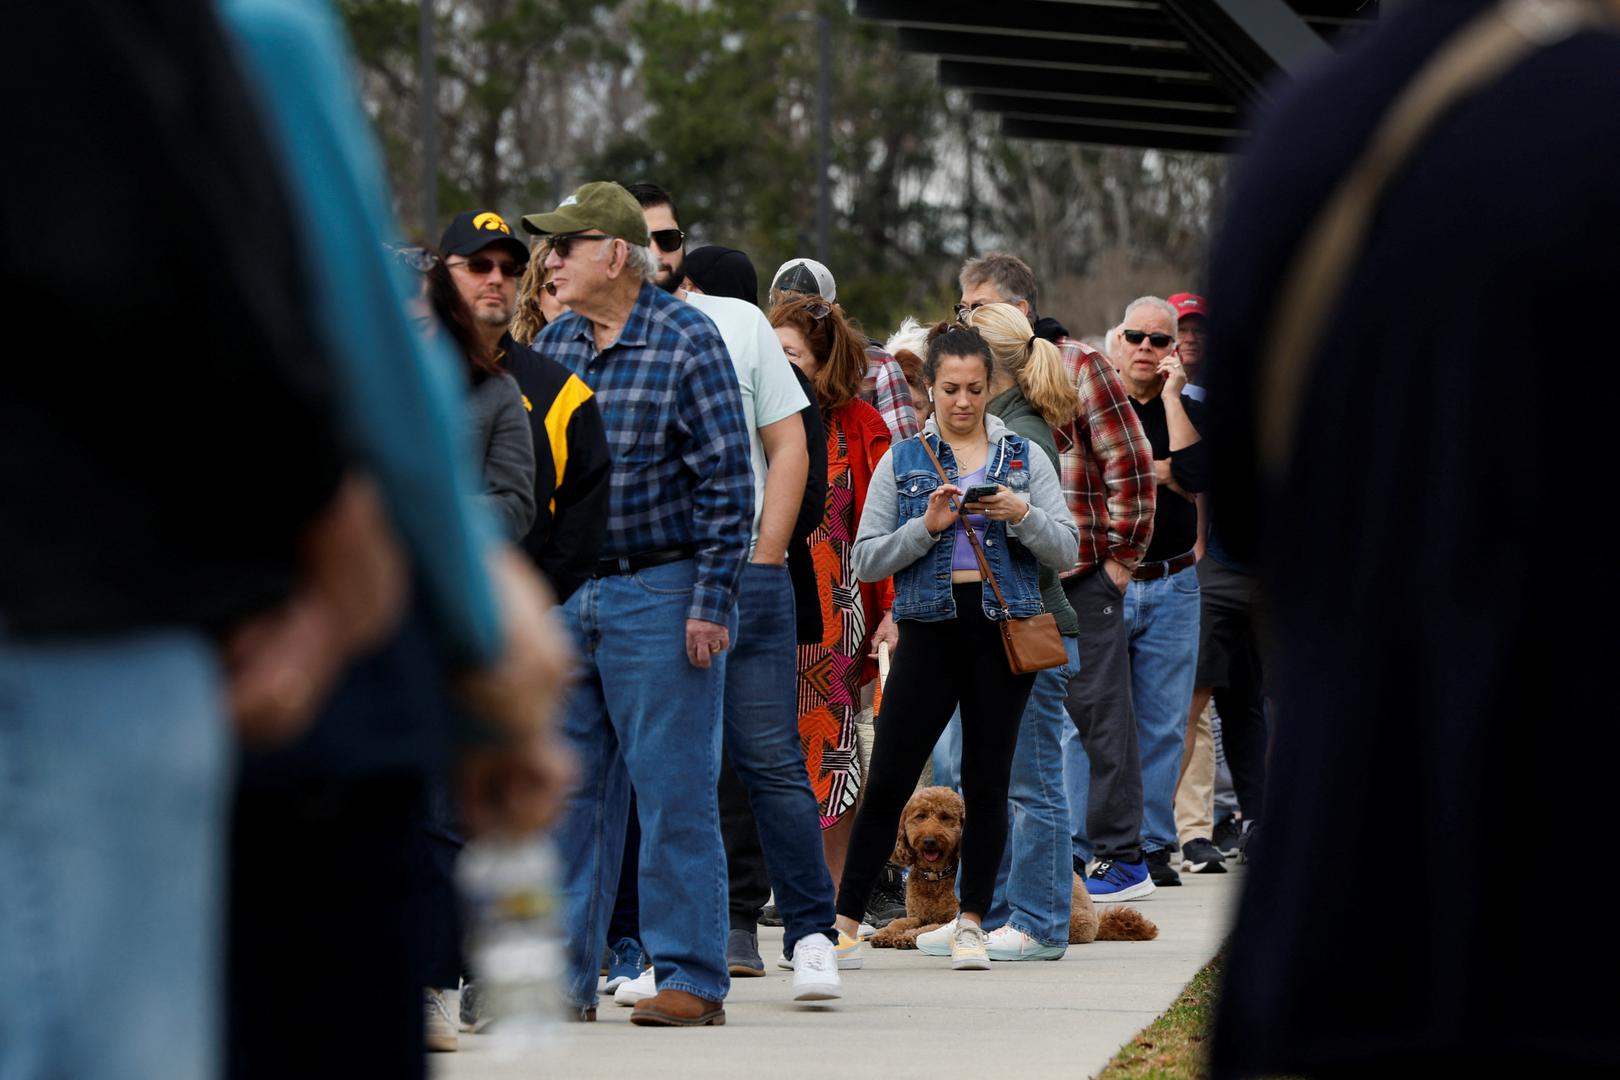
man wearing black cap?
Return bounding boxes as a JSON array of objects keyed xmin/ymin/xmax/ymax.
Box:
[{"xmin": 439, "ymin": 210, "xmax": 610, "ymax": 600}]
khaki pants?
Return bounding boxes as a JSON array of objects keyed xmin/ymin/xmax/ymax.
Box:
[{"xmin": 1175, "ymin": 698, "xmax": 1216, "ymax": 846}]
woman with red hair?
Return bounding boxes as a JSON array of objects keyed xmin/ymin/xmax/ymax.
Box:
[{"xmin": 769, "ymin": 296, "xmax": 896, "ymax": 884}]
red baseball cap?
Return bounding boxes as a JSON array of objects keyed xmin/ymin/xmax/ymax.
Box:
[{"xmin": 1168, "ymin": 292, "xmax": 1210, "ymax": 321}]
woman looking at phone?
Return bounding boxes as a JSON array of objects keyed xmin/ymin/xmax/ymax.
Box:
[{"xmin": 834, "ymin": 324, "xmax": 1078, "ymax": 970}]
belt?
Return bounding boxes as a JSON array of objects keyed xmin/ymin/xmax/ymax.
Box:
[
  {"xmin": 591, "ymin": 545, "xmax": 695, "ymax": 578},
  {"xmin": 1130, "ymin": 550, "xmax": 1197, "ymax": 582}
]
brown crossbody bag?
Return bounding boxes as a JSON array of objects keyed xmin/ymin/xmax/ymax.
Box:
[{"xmin": 918, "ymin": 435, "xmax": 1068, "ymax": 674}]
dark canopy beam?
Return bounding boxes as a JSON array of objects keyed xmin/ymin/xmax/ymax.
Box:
[
  {"xmin": 1000, "ymin": 117, "xmax": 1232, "ymax": 156},
  {"xmin": 862, "ymin": 1, "xmax": 1379, "ymax": 153},
  {"xmin": 937, "ymin": 60, "xmax": 1237, "ymax": 113}
]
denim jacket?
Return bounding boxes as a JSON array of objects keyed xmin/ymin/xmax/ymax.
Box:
[{"xmin": 852, "ymin": 413, "xmax": 1079, "ymax": 622}]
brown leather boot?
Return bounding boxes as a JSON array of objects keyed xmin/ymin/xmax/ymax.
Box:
[{"xmin": 628, "ymin": 989, "xmax": 726, "ymax": 1027}]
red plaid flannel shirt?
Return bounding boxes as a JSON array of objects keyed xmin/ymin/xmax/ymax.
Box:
[
  {"xmin": 860, "ymin": 344, "xmax": 920, "ymax": 441},
  {"xmin": 1055, "ymin": 338, "xmax": 1155, "ymax": 575}
]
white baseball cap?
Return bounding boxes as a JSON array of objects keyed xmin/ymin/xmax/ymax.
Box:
[{"xmin": 770, "ymin": 257, "xmax": 836, "ymax": 302}]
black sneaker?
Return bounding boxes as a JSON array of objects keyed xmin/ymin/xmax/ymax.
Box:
[
  {"xmin": 863, "ymin": 861, "xmax": 907, "ymax": 928},
  {"xmin": 1146, "ymin": 848, "xmax": 1183, "ymax": 886},
  {"xmin": 1179, "ymin": 838, "xmax": 1227, "ymax": 874},
  {"xmin": 757, "ymin": 903, "xmax": 783, "ymax": 927},
  {"xmin": 1212, "ymin": 814, "xmax": 1242, "ymax": 858}
]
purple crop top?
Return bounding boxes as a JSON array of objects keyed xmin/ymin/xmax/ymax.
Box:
[{"xmin": 951, "ymin": 465, "xmax": 990, "ymax": 572}]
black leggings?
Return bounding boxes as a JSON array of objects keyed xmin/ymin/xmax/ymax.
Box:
[{"xmin": 835, "ymin": 584, "xmax": 1037, "ymax": 920}]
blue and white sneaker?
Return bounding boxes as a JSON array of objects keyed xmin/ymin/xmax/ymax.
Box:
[
  {"xmin": 1085, "ymin": 858, "xmax": 1156, "ymax": 903},
  {"xmin": 603, "ymin": 936, "xmax": 649, "ymax": 993}
]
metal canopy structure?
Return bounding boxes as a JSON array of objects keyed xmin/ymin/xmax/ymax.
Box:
[{"xmin": 854, "ymin": 0, "xmax": 1382, "ymax": 154}]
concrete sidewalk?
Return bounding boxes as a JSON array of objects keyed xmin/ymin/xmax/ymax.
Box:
[{"xmin": 434, "ymin": 866, "xmax": 1240, "ymax": 1080}]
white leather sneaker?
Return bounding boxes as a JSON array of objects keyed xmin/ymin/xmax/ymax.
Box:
[
  {"xmin": 984, "ymin": 925, "xmax": 1066, "ymax": 961},
  {"xmin": 790, "ymin": 934, "xmax": 843, "ymax": 1001},
  {"xmin": 613, "ymin": 967, "xmax": 656, "ymax": 1006},
  {"xmin": 915, "ymin": 917, "xmax": 958, "ymax": 956}
]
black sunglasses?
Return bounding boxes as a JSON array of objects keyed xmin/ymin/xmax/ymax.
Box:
[
  {"xmin": 551, "ymin": 233, "xmax": 613, "ymax": 259},
  {"xmin": 649, "ymin": 228, "xmax": 685, "ymax": 252},
  {"xmin": 1122, "ymin": 329, "xmax": 1175, "ymax": 349},
  {"xmin": 447, "ymin": 255, "xmax": 523, "ymax": 279}
]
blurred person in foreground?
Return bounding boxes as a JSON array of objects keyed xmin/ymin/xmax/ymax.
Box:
[
  {"xmin": 1205, "ymin": 0, "xmax": 1620, "ymax": 1075},
  {"xmin": 217, "ymin": 2, "xmax": 575, "ymax": 1076},
  {"xmin": 524, "ymin": 182, "xmax": 754, "ymax": 1027},
  {"xmin": 2, "ymin": 3, "xmax": 394, "ymax": 1077}
]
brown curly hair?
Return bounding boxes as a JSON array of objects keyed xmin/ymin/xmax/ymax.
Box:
[{"xmin": 768, "ymin": 295, "xmax": 868, "ymax": 412}]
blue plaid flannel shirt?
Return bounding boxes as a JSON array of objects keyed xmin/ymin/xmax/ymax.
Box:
[{"xmin": 534, "ymin": 283, "xmax": 754, "ymax": 624}]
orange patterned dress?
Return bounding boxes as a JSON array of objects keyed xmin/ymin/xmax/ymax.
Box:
[{"xmin": 797, "ymin": 400, "xmax": 891, "ymax": 828}]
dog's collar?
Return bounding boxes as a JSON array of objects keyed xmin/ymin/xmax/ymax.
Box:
[{"xmin": 912, "ymin": 860, "xmax": 958, "ymax": 882}]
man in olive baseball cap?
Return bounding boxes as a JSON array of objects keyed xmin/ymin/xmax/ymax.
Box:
[{"xmin": 521, "ymin": 181, "xmax": 650, "ymax": 247}]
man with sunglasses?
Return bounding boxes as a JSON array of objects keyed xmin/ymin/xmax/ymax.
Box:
[
  {"xmin": 440, "ymin": 209, "xmax": 611, "ymax": 601},
  {"xmin": 956, "ymin": 252, "xmax": 1158, "ymax": 903},
  {"xmin": 522, "ymin": 181, "xmax": 754, "ymax": 1028},
  {"xmin": 1107, "ymin": 295, "xmax": 1209, "ymax": 890},
  {"xmin": 623, "ymin": 184, "xmax": 847, "ymax": 999}
]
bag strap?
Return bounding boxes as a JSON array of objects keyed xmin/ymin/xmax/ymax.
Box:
[
  {"xmin": 1258, "ymin": 0, "xmax": 1609, "ymax": 474},
  {"xmin": 917, "ymin": 433, "xmax": 1012, "ymax": 616}
]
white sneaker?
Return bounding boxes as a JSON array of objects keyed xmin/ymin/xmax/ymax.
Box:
[
  {"xmin": 779, "ymin": 929, "xmax": 864, "ymax": 970},
  {"xmin": 790, "ymin": 934, "xmax": 843, "ymax": 1001},
  {"xmin": 857, "ymin": 921, "xmax": 877, "ymax": 940},
  {"xmin": 915, "ymin": 918, "xmax": 958, "ymax": 956},
  {"xmin": 424, "ymin": 988, "xmax": 459, "ymax": 1051},
  {"xmin": 984, "ymin": 925, "xmax": 1066, "ymax": 961},
  {"xmin": 949, "ymin": 923, "xmax": 991, "ymax": 971},
  {"xmin": 613, "ymin": 967, "xmax": 656, "ymax": 1006}
]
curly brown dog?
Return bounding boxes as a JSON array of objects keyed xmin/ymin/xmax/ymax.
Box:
[{"xmin": 870, "ymin": 787, "xmax": 1157, "ymax": 949}]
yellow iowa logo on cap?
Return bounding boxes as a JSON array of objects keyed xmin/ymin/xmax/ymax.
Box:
[{"xmin": 473, "ymin": 212, "xmax": 511, "ymax": 234}]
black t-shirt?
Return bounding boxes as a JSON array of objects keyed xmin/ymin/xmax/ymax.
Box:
[{"xmin": 1128, "ymin": 392, "xmax": 1209, "ymax": 562}]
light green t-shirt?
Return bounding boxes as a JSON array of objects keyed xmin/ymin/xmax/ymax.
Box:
[{"xmin": 684, "ymin": 292, "xmax": 809, "ymax": 552}]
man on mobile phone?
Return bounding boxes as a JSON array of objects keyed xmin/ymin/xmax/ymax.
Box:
[{"xmin": 1106, "ymin": 295, "xmax": 1209, "ymax": 889}]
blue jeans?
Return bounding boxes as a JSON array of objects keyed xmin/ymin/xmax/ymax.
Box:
[
  {"xmin": 1064, "ymin": 565, "xmax": 1201, "ymax": 857},
  {"xmin": 0, "ymin": 631, "xmax": 230, "ymax": 1080},
  {"xmin": 929, "ymin": 708, "xmax": 962, "ymax": 791},
  {"xmin": 722, "ymin": 564, "xmax": 836, "ymax": 954},
  {"xmin": 987, "ymin": 636, "xmax": 1079, "ymax": 947},
  {"xmin": 553, "ymin": 560, "xmax": 732, "ymax": 1007}
]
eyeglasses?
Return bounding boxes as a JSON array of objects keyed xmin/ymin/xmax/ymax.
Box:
[
  {"xmin": 543, "ymin": 281, "xmax": 558, "ymax": 297},
  {"xmin": 802, "ymin": 301, "xmax": 831, "ymax": 320},
  {"xmin": 954, "ymin": 296, "xmax": 1021, "ymax": 321},
  {"xmin": 1121, "ymin": 329, "xmax": 1175, "ymax": 349},
  {"xmin": 446, "ymin": 256, "xmax": 523, "ymax": 279},
  {"xmin": 550, "ymin": 233, "xmax": 613, "ymax": 259},
  {"xmin": 385, "ymin": 244, "xmax": 439, "ymax": 272},
  {"xmin": 649, "ymin": 228, "xmax": 685, "ymax": 252}
]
